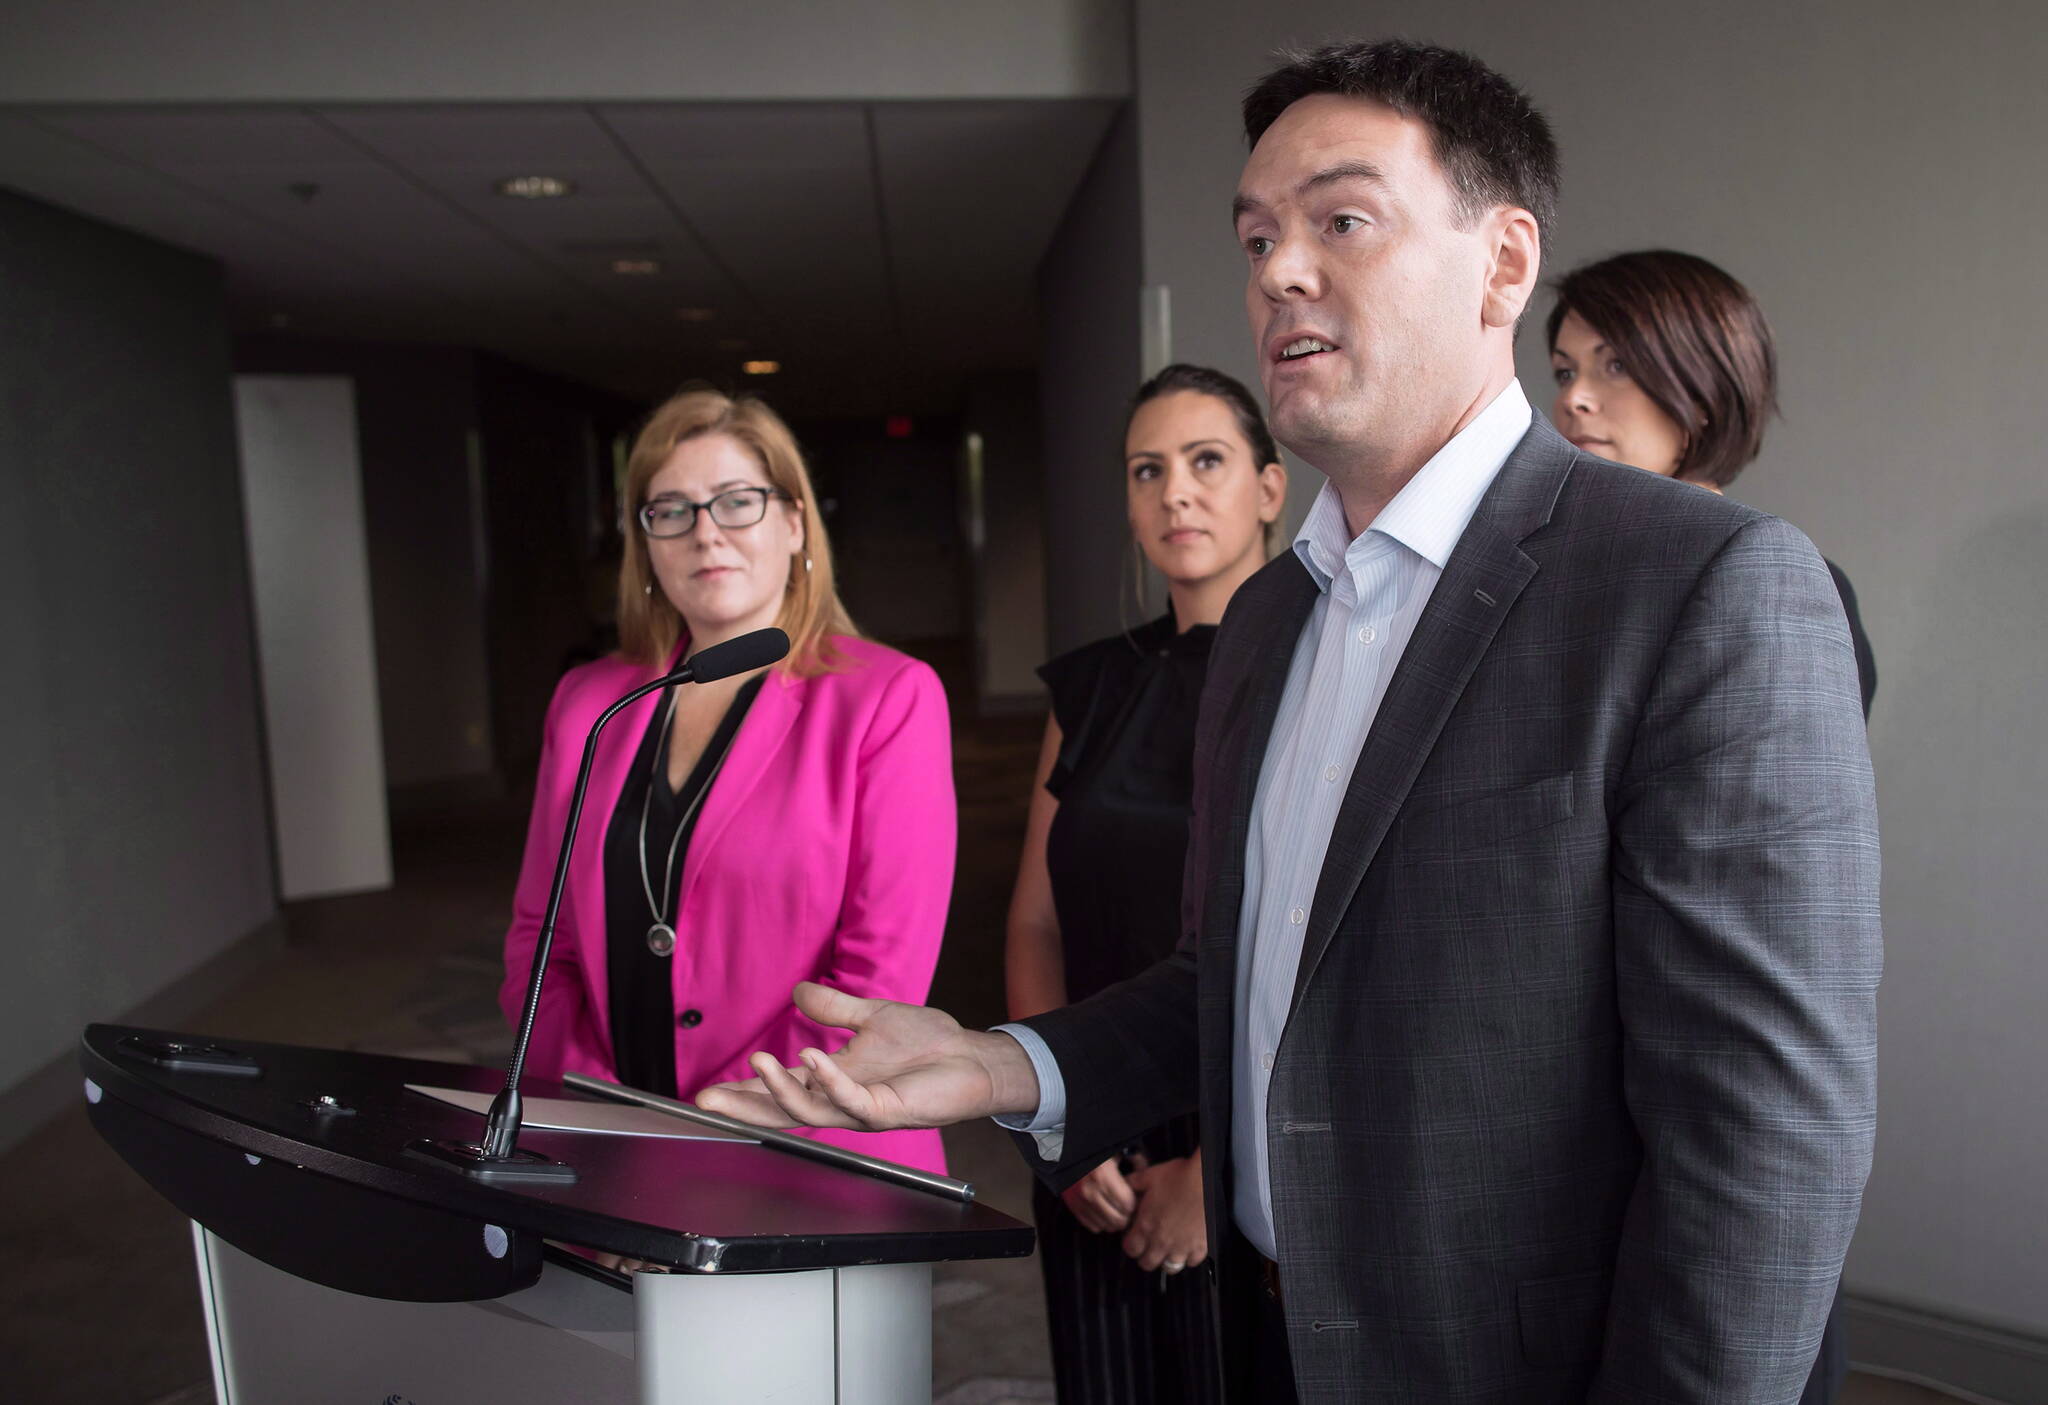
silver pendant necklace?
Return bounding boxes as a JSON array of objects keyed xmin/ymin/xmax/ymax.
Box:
[{"xmin": 637, "ymin": 686, "xmax": 744, "ymax": 957}]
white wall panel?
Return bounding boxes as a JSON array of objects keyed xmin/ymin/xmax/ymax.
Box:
[{"xmin": 234, "ymin": 376, "xmax": 392, "ymax": 899}]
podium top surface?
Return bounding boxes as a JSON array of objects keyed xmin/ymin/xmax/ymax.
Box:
[{"xmin": 82, "ymin": 1024, "xmax": 1032, "ymax": 1274}]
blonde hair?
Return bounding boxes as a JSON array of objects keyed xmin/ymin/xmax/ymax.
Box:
[{"xmin": 616, "ymin": 387, "xmax": 857, "ymax": 676}]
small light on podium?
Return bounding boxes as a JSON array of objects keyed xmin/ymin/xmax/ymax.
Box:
[{"xmin": 742, "ymin": 360, "xmax": 781, "ymax": 376}]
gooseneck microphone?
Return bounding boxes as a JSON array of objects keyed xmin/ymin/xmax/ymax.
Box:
[{"xmin": 412, "ymin": 626, "xmax": 790, "ymax": 1183}]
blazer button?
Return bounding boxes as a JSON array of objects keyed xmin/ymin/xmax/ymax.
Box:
[{"xmin": 677, "ymin": 1008, "xmax": 704, "ymax": 1028}]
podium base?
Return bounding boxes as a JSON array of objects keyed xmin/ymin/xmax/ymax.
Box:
[
  {"xmin": 196, "ymin": 1225, "xmax": 936, "ymax": 1404},
  {"xmin": 406, "ymin": 1137, "xmax": 579, "ymax": 1184}
]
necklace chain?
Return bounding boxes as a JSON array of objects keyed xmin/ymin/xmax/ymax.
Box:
[{"xmin": 636, "ymin": 687, "xmax": 744, "ymax": 943}]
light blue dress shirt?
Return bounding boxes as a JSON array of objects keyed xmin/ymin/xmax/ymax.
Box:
[{"xmin": 998, "ymin": 382, "xmax": 1534, "ymax": 1259}]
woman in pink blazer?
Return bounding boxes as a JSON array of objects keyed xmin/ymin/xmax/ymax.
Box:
[{"xmin": 500, "ymin": 387, "xmax": 954, "ymax": 1174}]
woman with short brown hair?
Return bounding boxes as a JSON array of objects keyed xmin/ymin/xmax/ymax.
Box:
[
  {"xmin": 1548, "ymin": 249, "xmax": 1874, "ymax": 714},
  {"xmin": 1549, "ymin": 252, "xmax": 1870, "ymax": 1402}
]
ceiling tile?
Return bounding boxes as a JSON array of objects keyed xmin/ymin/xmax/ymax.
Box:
[
  {"xmin": 315, "ymin": 105, "xmax": 624, "ymax": 168},
  {"xmin": 32, "ymin": 107, "xmax": 371, "ymax": 169},
  {"xmin": 872, "ymin": 99, "xmax": 1117, "ymax": 308},
  {"xmin": 3, "ymin": 97, "xmax": 1123, "ymax": 412},
  {"xmin": 596, "ymin": 104, "xmax": 871, "ymax": 169}
]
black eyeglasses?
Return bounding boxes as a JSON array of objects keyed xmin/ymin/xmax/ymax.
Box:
[{"xmin": 637, "ymin": 486, "xmax": 789, "ymax": 539}]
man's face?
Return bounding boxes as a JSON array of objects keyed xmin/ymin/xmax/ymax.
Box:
[{"xmin": 1234, "ymin": 94, "xmax": 1496, "ymax": 464}]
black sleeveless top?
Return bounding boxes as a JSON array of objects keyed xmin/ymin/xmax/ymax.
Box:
[{"xmin": 1039, "ymin": 613, "xmax": 1215, "ymax": 1006}]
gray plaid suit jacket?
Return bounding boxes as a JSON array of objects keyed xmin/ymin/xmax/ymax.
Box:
[{"xmin": 1020, "ymin": 416, "xmax": 1882, "ymax": 1403}]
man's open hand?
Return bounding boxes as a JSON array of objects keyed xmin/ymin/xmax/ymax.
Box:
[{"xmin": 695, "ymin": 981, "xmax": 1041, "ymax": 1132}]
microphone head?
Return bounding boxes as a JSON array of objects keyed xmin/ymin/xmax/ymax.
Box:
[{"xmin": 684, "ymin": 627, "xmax": 790, "ymax": 683}]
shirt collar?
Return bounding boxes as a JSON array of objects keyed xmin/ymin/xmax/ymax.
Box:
[{"xmin": 1292, "ymin": 379, "xmax": 1533, "ymax": 591}]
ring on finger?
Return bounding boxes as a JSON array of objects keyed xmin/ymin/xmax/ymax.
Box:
[{"xmin": 1163, "ymin": 1259, "xmax": 1186, "ymax": 1274}]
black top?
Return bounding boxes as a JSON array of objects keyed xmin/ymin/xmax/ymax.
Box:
[
  {"xmin": 1039, "ymin": 614, "xmax": 1215, "ymax": 1007},
  {"xmin": 1825, "ymin": 560, "xmax": 1877, "ymax": 719},
  {"xmin": 602, "ymin": 674, "xmax": 764, "ymax": 1097}
]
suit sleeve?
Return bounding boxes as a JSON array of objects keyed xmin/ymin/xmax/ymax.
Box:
[
  {"xmin": 814, "ymin": 661, "xmax": 956, "ymax": 1009},
  {"xmin": 1012, "ymin": 608, "xmax": 1262, "ymax": 1189},
  {"xmin": 1016, "ymin": 948, "xmax": 1201, "ymax": 1188},
  {"xmin": 1596, "ymin": 516, "xmax": 1882, "ymax": 1403},
  {"xmin": 499, "ymin": 674, "xmax": 601, "ymax": 1068}
]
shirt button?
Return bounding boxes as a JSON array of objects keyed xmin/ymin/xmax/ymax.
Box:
[
  {"xmin": 1289, "ymin": 907, "xmax": 1305, "ymax": 925},
  {"xmin": 1261, "ymin": 1050, "xmax": 1276, "ymax": 1071},
  {"xmin": 1356, "ymin": 624, "xmax": 1377, "ymax": 644},
  {"xmin": 677, "ymin": 1008, "xmax": 703, "ymax": 1028},
  {"xmin": 1322, "ymin": 764, "xmax": 1340, "ymax": 783}
]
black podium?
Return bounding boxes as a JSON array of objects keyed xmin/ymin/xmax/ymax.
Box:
[{"xmin": 81, "ymin": 1023, "xmax": 1033, "ymax": 1404}]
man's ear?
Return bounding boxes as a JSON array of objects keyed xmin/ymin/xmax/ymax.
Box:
[
  {"xmin": 1482, "ymin": 207, "xmax": 1541, "ymax": 330},
  {"xmin": 1258, "ymin": 460, "xmax": 1289, "ymax": 522}
]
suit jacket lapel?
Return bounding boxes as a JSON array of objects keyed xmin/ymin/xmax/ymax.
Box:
[
  {"xmin": 1290, "ymin": 419, "xmax": 1578, "ymax": 1009},
  {"xmin": 1204, "ymin": 558, "xmax": 1320, "ymax": 951},
  {"xmin": 1196, "ymin": 556, "xmax": 1318, "ymax": 1226},
  {"xmin": 676, "ymin": 668, "xmax": 804, "ymax": 910}
]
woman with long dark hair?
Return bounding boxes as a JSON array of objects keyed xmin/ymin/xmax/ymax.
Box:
[{"xmin": 1005, "ymin": 364, "xmax": 1286, "ymax": 1404}]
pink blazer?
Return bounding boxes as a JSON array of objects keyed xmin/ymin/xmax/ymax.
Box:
[{"xmin": 500, "ymin": 635, "xmax": 955, "ymax": 1174}]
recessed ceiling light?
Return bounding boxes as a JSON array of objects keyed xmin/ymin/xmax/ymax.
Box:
[
  {"xmin": 496, "ymin": 175, "xmax": 575, "ymax": 199},
  {"xmin": 611, "ymin": 258, "xmax": 660, "ymax": 276},
  {"xmin": 742, "ymin": 360, "xmax": 781, "ymax": 376},
  {"xmin": 675, "ymin": 307, "xmax": 716, "ymax": 323}
]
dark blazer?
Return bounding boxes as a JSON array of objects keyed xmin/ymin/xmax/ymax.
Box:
[{"xmin": 1021, "ymin": 417, "xmax": 1882, "ymax": 1403}]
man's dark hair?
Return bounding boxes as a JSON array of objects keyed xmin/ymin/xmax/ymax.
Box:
[
  {"xmin": 1129, "ymin": 362, "xmax": 1280, "ymax": 470},
  {"xmin": 1546, "ymin": 250, "xmax": 1778, "ymax": 488},
  {"xmin": 1243, "ymin": 40, "xmax": 1560, "ymax": 253}
]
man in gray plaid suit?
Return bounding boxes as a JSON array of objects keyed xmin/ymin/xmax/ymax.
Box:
[{"xmin": 703, "ymin": 39, "xmax": 1880, "ymax": 1405}]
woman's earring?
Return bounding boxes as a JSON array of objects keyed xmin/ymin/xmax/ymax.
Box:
[
  {"xmin": 804, "ymin": 554, "xmax": 813, "ymax": 574},
  {"xmin": 643, "ymin": 583, "xmax": 654, "ymax": 596},
  {"xmin": 1124, "ymin": 535, "xmax": 1150, "ymax": 616}
]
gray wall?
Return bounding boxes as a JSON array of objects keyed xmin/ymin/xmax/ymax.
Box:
[
  {"xmin": 1037, "ymin": 105, "xmax": 1144, "ymax": 656},
  {"xmin": 1132, "ymin": 0, "xmax": 2048, "ymax": 1346},
  {"xmin": 0, "ymin": 190, "xmax": 276, "ymax": 1102},
  {"xmin": 0, "ymin": 0, "xmax": 1129, "ymax": 103}
]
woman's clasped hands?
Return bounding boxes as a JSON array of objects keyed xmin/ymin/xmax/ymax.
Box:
[{"xmin": 1063, "ymin": 1148, "xmax": 1207, "ymax": 1277}]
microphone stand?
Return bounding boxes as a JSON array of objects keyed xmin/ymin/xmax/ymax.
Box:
[{"xmin": 410, "ymin": 627, "xmax": 788, "ymax": 1184}]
